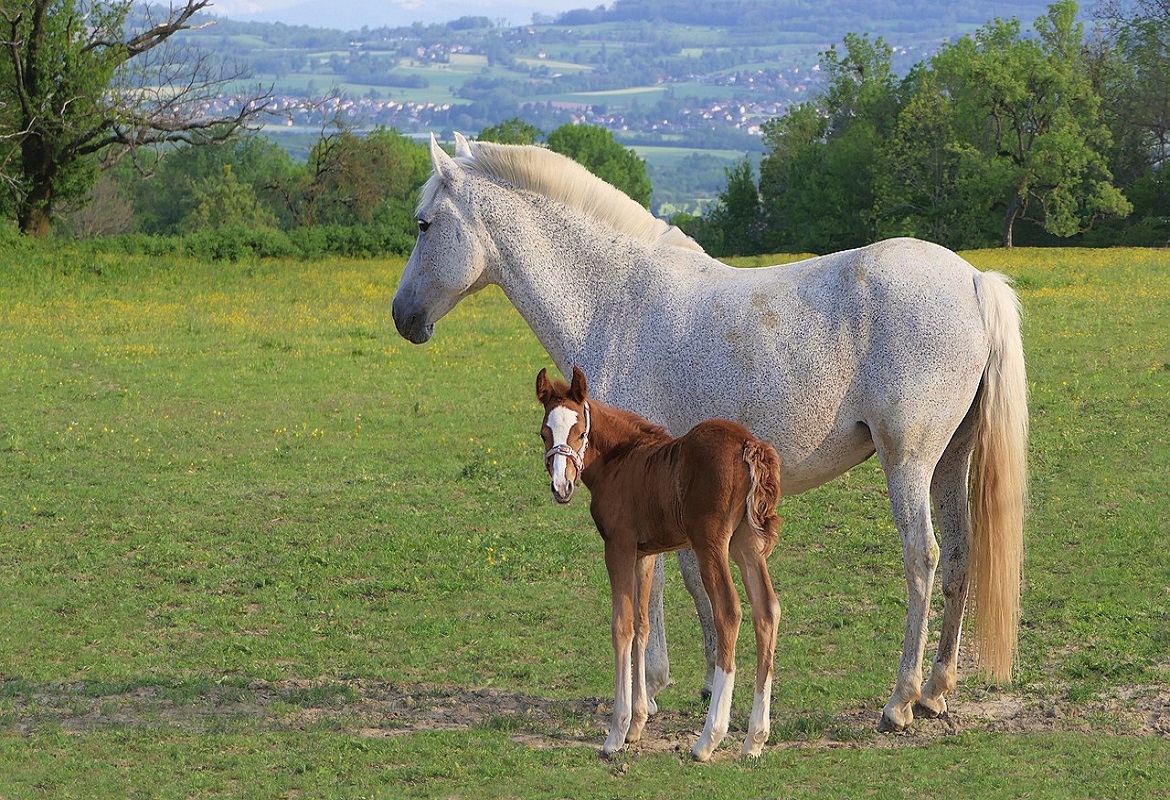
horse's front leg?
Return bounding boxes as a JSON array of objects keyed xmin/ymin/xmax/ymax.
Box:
[
  {"xmin": 643, "ymin": 553, "xmax": 669, "ymax": 710},
  {"xmin": 627, "ymin": 553, "xmax": 657, "ymax": 743},
  {"xmin": 603, "ymin": 538, "xmax": 637, "ymax": 756}
]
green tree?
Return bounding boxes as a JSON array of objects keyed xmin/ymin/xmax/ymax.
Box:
[
  {"xmin": 0, "ymin": 0, "xmax": 271, "ymax": 237},
  {"xmin": 294, "ymin": 128, "xmax": 430, "ymax": 226},
  {"xmin": 476, "ymin": 118, "xmax": 544, "ymax": 144},
  {"xmin": 545, "ymin": 124, "xmax": 652, "ymax": 208},
  {"xmin": 872, "ymin": 70, "xmax": 1001, "ymax": 248},
  {"xmin": 699, "ymin": 160, "xmax": 763, "ymax": 256},
  {"xmin": 1090, "ymin": 0, "xmax": 1170, "ymax": 243},
  {"xmin": 757, "ymin": 34, "xmax": 898, "ymax": 252},
  {"xmin": 134, "ymin": 135, "xmax": 296, "ymax": 234},
  {"xmin": 933, "ymin": 0, "xmax": 1131, "ymax": 246},
  {"xmin": 183, "ymin": 164, "xmax": 279, "ymax": 232}
]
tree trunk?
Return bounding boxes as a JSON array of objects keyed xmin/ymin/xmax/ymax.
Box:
[
  {"xmin": 19, "ymin": 205, "xmax": 52, "ymax": 238},
  {"xmin": 1001, "ymin": 191, "xmax": 1021, "ymax": 248}
]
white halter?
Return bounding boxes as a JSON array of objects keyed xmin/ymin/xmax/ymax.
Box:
[{"xmin": 544, "ymin": 401, "xmax": 590, "ymax": 475}]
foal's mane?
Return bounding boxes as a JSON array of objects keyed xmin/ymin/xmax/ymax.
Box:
[
  {"xmin": 545, "ymin": 377, "xmax": 671, "ymax": 454},
  {"xmin": 422, "ymin": 139, "xmax": 704, "ymax": 252}
]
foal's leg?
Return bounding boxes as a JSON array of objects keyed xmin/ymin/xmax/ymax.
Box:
[
  {"xmin": 878, "ymin": 462, "xmax": 940, "ymax": 733},
  {"xmin": 918, "ymin": 428, "xmax": 976, "ymax": 718},
  {"xmin": 729, "ymin": 527, "xmax": 780, "ymax": 757},
  {"xmin": 691, "ymin": 535, "xmax": 742, "ymax": 762},
  {"xmin": 603, "ymin": 540, "xmax": 638, "ymax": 756},
  {"xmin": 628, "ymin": 553, "xmax": 657, "ymax": 743}
]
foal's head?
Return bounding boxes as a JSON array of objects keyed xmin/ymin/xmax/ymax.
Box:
[{"xmin": 536, "ymin": 366, "xmax": 591, "ymax": 504}]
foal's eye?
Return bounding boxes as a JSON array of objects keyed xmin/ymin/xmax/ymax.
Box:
[{"xmin": 417, "ymin": 219, "xmax": 431, "ymax": 233}]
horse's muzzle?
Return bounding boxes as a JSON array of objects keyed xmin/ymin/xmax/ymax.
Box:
[{"xmin": 392, "ymin": 297, "xmax": 434, "ymax": 344}]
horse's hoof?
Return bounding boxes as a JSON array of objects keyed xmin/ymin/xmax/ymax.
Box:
[
  {"xmin": 913, "ymin": 697, "xmax": 948, "ymax": 720},
  {"xmin": 741, "ymin": 740, "xmax": 766, "ymax": 758},
  {"xmin": 877, "ymin": 710, "xmax": 910, "ymax": 733}
]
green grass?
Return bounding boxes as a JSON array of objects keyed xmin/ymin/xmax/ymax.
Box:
[{"xmin": 1, "ymin": 244, "xmax": 1168, "ymax": 797}]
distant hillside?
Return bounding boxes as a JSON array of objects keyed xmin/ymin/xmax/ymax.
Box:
[
  {"xmin": 556, "ymin": 0, "xmax": 1054, "ymax": 39},
  {"xmin": 181, "ymin": 0, "xmax": 1066, "ymax": 212}
]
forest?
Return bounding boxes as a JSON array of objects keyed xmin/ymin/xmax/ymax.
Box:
[{"xmin": 0, "ymin": 0, "xmax": 1165, "ymax": 253}]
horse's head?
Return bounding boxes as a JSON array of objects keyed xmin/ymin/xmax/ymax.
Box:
[
  {"xmin": 393, "ymin": 133, "xmax": 492, "ymax": 344},
  {"xmin": 536, "ymin": 366, "xmax": 591, "ymax": 505}
]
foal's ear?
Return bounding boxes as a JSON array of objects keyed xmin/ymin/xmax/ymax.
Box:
[
  {"xmin": 429, "ymin": 133, "xmax": 460, "ymax": 181},
  {"xmin": 569, "ymin": 366, "xmax": 588, "ymax": 402},
  {"xmin": 536, "ymin": 368, "xmax": 553, "ymax": 404}
]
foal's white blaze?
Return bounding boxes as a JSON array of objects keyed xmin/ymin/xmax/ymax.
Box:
[
  {"xmin": 546, "ymin": 406, "xmax": 579, "ymax": 499},
  {"xmin": 693, "ymin": 667, "xmax": 735, "ymax": 761}
]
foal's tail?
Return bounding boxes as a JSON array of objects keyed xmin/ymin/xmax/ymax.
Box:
[
  {"xmin": 970, "ymin": 271, "xmax": 1029, "ymax": 683},
  {"xmin": 743, "ymin": 440, "xmax": 782, "ymax": 554}
]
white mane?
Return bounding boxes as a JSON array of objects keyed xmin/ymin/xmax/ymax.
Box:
[{"xmin": 419, "ymin": 139, "xmax": 704, "ymax": 252}]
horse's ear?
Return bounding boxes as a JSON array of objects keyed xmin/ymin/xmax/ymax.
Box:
[
  {"xmin": 536, "ymin": 368, "xmax": 552, "ymax": 404},
  {"xmin": 569, "ymin": 366, "xmax": 588, "ymax": 402},
  {"xmin": 453, "ymin": 131, "xmax": 472, "ymax": 159},
  {"xmin": 429, "ymin": 133, "xmax": 460, "ymax": 181}
]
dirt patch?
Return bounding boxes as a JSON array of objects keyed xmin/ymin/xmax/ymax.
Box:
[{"xmin": 3, "ymin": 677, "xmax": 1168, "ymax": 753}]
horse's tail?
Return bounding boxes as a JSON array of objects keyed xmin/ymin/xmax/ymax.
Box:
[
  {"xmin": 743, "ymin": 440, "xmax": 782, "ymax": 554},
  {"xmin": 969, "ymin": 271, "xmax": 1029, "ymax": 683}
]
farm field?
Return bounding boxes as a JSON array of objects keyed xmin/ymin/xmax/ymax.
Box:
[{"xmin": 0, "ymin": 244, "xmax": 1168, "ymax": 797}]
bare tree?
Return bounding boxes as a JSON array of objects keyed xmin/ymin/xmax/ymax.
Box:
[{"xmin": 0, "ymin": 0, "xmax": 273, "ymax": 236}]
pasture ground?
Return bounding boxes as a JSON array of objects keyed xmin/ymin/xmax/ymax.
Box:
[{"xmin": 0, "ymin": 245, "xmax": 1167, "ymax": 798}]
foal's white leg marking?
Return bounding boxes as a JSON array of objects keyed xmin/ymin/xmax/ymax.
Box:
[
  {"xmin": 604, "ymin": 639, "xmax": 633, "ymax": 755},
  {"xmin": 743, "ymin": 675, "xmax": 772, "ymax": 758},
  {"xmin": 692, "ymin": 667, "xmax": 734, "ymax": 761},
  {"xmin": 546, "ymin": 406, "xmax": 579, "ymax": 497}
]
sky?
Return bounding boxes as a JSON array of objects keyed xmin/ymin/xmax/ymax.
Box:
[{"xmin": 207, "ymin": 0, "xmax": 594, "ymax": 29}]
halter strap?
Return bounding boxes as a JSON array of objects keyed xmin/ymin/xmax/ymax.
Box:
[{"xmin": 544, "ymin": 401, "xmax": 590, "ymax": 474}]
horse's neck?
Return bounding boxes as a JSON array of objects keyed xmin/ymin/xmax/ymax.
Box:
[
  {"xmin": 583, "ymin": 401, "xmax": 671, "ymax": 476},
  {"xmin": 485, "ymin": 188, "xmax": 683, "ymax": 371}
]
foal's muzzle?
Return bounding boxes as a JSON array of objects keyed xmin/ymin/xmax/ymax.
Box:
[
  {"xmin": 550, "ymin": 478, "xmax": 576, "ymax": 504},
  {"xmin": 545, "ymin": 443, "xmax": 582, "ymax": 505}
]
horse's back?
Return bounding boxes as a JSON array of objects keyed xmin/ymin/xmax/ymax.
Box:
[{"xmin": 672, "ymin": 238, "xmax": 994, "ymax": 492}]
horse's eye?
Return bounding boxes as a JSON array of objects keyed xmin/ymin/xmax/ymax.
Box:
[{"xmin": 417, "ymin": 219, "xmax": 431, "ymax": 233}]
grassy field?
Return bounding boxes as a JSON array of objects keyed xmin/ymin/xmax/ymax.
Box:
[{"xmin": 0, "ymin": 244, "xmax": 1168, "ymax": 798}]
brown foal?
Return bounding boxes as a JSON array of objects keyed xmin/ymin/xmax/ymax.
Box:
[{"xmin": 537, "ymin": 366, "xmax": 782, "ymax": 760}]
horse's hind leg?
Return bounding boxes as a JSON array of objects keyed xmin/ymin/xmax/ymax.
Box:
[
  {"xmin": 729, "ymin": 526, "xmax": 779, "ymax": 758},
  {"xmin": 878, "ymin": 461, "xmax": 940, "ymax": 733},
  {"xmin": 917, "ymin": 422, "xmax": 977, "ymax": 718},
  {"xmin": 676, "ymin": 547, "xmax": 718, "ymax": 697}
]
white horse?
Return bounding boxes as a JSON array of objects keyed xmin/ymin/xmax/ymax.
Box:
[{"xmin": 393, "ymin": 133, "xmax": 1027, "ymax": 738}]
